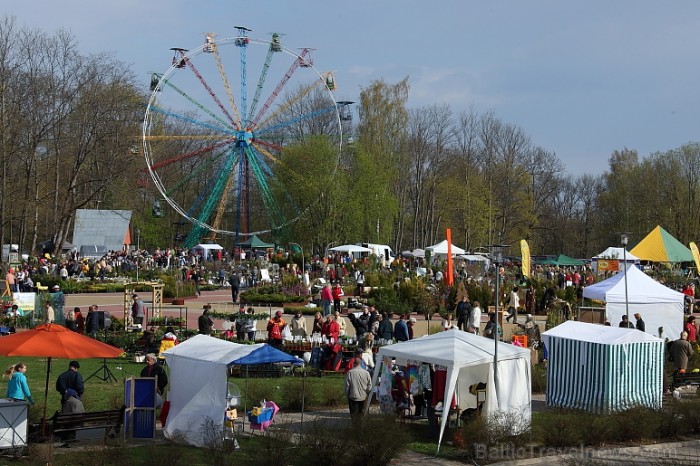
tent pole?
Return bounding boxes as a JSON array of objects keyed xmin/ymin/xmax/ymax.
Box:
[
  {"xmin": 41, "ymin": 357, "xmax": 52, "ymax": 436},
  {"xmin": 299, "ymin": 368, "xmax": 305, "ymax": 445}
]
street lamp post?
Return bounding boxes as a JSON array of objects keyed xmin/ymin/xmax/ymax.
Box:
[
  {"xmin": 488, "ymin": 242, "xmax": 506, "ymax": 405},
  {"xmin": 136, "ymin": 228, "xmax": 141, "ymax": 284},
  {"xmin": 621, "ymin": 233, "xmax": 630, "ymax": 322}
]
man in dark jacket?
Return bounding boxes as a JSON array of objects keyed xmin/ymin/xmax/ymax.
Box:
[
  {"xmin": 455, "ymin": 296, "xmax": 472, "ymax": 332},
  {"xmin": 394, "ymin": 315, "xmax": 409, "ymax": 342},
  {"xmin": 198, "ymin": 307, "xmax": 214, "ymax": 335},
  {"xmin": 229, "ymin": 272, "xmax": 240, "ymax": 303},
  {"xmin": 140, "ymin": 353, "xmax": 168, "ymax": 395},
  {"xmin": 56, "ymin": 361, "xmax": 84, "ymax": 407}
]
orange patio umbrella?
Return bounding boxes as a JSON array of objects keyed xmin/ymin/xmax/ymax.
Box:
[{"xmin": 0, "ymin": 323, "xmax": 124, "ymax": 435}]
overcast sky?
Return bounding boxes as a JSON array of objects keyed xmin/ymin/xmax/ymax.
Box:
[{"xmin": 6, "ymin": 0, "xmax": 700, "ymax": 176}]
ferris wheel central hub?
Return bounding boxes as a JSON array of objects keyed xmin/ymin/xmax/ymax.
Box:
[{"xmin": 235, "ymin": 128, "xmax": 255, "ymax": 148}]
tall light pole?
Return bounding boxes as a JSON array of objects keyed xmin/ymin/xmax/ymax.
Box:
[
  {"xmin": 621, "ymin": 233, "xmax": 630, "ymax": 322},
  {"xmin": 488, "ymin": 242, "xmax": 507, "ymax": 406},
  {"xmin": 136, "ymin": 228, "xmax": 141, "ymax": 284}
]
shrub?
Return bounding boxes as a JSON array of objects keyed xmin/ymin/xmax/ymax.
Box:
[
  {"xmin": 532, "ymin": 411, "xmax": 580, "ymax": 448},
  {"xmin": 612, "ymin": 406, "xmax": 659, "ymax": 442},
  {"xmin": 343, "ymin": 414, "xmax": 410, "ymax": 466},
  {"xmin": 460, "ymin": 408, "xmax": 531, "ymax": 459},
  {"xmin": 280, "ymin": 377, "xmax": 314, "ymax": 411},
  {"xmin": 317, "ymin": 381, "xmax": 346, "ymax": 408},
  {"xmin": 577, "ymin": 412, "xmax": 616, "ymax": 446},
  {"xmin": 531, "ymin": 363, "xmax": 547, "ymax": 394}
]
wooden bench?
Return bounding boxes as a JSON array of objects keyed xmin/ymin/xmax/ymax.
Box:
[
  {"xmin": 50, "ymin": 406, "xmax": 125, "ymax": 439},
  {"xmin": 672, "ymin": 372, "xmax": 700, "ymax": 389}
]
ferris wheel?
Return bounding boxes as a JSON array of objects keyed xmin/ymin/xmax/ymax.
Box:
[{"xmin": 142, "ymin": 27, "xmax": 347, "ymax": 246}]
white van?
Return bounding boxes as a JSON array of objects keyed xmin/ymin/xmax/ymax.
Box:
[{"xmin": 361, "ymin": 243, "xmax": 396, "ymax": 264}]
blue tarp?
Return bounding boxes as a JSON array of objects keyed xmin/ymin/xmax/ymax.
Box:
[{"xmin": 229, "ymin": 344, "xmax": 302, "ymax": 365}]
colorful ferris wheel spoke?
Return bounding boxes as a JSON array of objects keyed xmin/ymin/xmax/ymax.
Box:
[
  {"xmin": 150, "ymin": 105, "xmax": 235, "ymax": 136},
  {"xmin": 244, "ymin": 146, "xmax": 286, "ymax": 229},
  {"xmin": 251, "ymin": 138, "xmax": 282, "ymax": 153},
  {"xmin": 149, "ymin": 139, "xmax": 234, "ymax": 172},
  {"xmin": 206, "ymin": 34, "xmax": 243, "ymax": 125},
  {"xmin": 183, "ymin": 57, "xmax": 239, "ymax": 129},
  {"xmin": 156, "ymin": 77, "xmax": 236, "ymax": 131},
  {"xmin": 250, "ymin": 48, "xmax": 311, "ymax": 128},
  {"xmin": 255, "ymin": 104, "xmax": 340, "ymax": 139},
  {"xmin": 185, "ymin": 151, "xmax": 237, "ymax": 241},
  {"xmin": 163, "ymin": 149, "xmax": 231, "ymax": 197},
  {"xmin": 250, "ymin": 143, "xmax": 279, "ymax": 166},
  {"xmin": 248, "ymin": 33, "xmax": 284, "ymax": 123},
  {"xmin": 253, "ymin": 77, "xmax": 324, "ymax": 131}
]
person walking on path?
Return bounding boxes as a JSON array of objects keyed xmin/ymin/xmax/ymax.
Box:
[
  {"xmin": 455, "ymin": 296, "xmax": 472, "ymax": 331},
  {"xmin": 229, "ymin": 271, "xmax": 240, "ymax": 303},
  {"xmin": 506, "ymin": 287, "xmax": 520, "ymax": 324},
  {"xmin": 345, "ymin": 356, "xmax": 372, "ymax": 417},
  {"xmin": 131, "ymin": 294, "xmax": 145, "ymax": 326}
]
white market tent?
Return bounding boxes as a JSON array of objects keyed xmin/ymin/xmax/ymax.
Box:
[
  {"xmin": 329, "ymin": 244, "xmax": 373, "ymax": 254},
  {"xmin": 425, "ymin": 240, "xmax": 466, "ymax": 257},
  {"xmin": 162, "ymin": 335, "xmax": 300, "ymax": 446},
  {"xmin": 458, "ymin": 254, "xmax": 491, "ymax": 264},
  {"xmin": 367, "ymin": 330, "xmax": 531, "ymax": 451},
  {"xmin": 582, "ymin": 265, "xmax": 684, "ymax": 339},
  {"xmin": 192, "ymin": 243, "xmax": 224, "ymax": 260},
  {"xmin": 542, "ymin": 321, "xmax": 664, "ymax": 413}
]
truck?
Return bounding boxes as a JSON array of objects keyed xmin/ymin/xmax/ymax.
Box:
[
  {"xmin": 361, "ymin": 243, "xmax": 396, "ymax": 264},
  {"xmin": 1, "ymin": 244, "xmax": 19, "ymax": 264}
]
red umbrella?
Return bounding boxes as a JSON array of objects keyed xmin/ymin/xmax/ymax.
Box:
[{"xmin": 0, "ymin": 324, "xmax": 124, "ymax": 435}]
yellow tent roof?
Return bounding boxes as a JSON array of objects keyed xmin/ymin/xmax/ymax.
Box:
[{"xmin": 629, "ymin": 225, "xmax": 693, "ymax": 263}]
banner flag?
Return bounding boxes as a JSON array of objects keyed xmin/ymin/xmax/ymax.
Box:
[{"xmin": 520, "ymin": 239, "xmax": 531, "ymax": 278}]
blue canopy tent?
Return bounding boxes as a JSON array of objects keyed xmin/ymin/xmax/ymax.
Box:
[{"xmin": 229, "ymin": 344, "xmax": 302, "ymax": 366}]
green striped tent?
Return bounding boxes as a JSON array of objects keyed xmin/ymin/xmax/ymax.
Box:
[{"xmin": 542, "ymin": 321, "xmax": 664, "ymax": 413}]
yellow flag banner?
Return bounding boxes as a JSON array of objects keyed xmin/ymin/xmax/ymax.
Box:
[
  {"xmin": 690, "ymin": 242, "xmax": 700, "ymax": 275},
  {"xmin": 520, "ymin": 239, "xmax": 531, "ymax": 278}
]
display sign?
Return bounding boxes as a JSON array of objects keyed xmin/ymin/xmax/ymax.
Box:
[
  {"xmin": 597, "ymin": 259, "xmax": 619, "ymax": 272},
  {"xmin": 13, "ymin": 293, "xmax": 36, "ymax": 311}
]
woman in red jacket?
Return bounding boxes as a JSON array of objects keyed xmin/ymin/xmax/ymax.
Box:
[{"xmin": 321, "ymin": 314, "xmax": 340, "ymax": 343}]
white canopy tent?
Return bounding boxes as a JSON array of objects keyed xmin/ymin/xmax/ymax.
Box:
[
  {"xmin": 458, "ymin": 254, "xmax": 491, "ymax": 263},
  {"xmin": 582, "ymin": 265, "xmax": 684, "ymax": 339},
  {"xmin": 329, "ymin": 244, "xmax": 373, "ymax": 254},
  {"xmin": 593, "ymin": 247, "xmax": 641, "ymax": 261},
  {"xmin": 192, "ymin": 243, "xmax": 224, "ymax": 260},
  {"xmin": 367, "ymin": 330, "xmax": 531, "ymax": 452},
  {"xmin": 425, "ymin": 240, "xmax": 466, "ymax": 257},
  {"xmin": 162, "ymin": 335, "xmax": 300, "ymax": 446}
]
